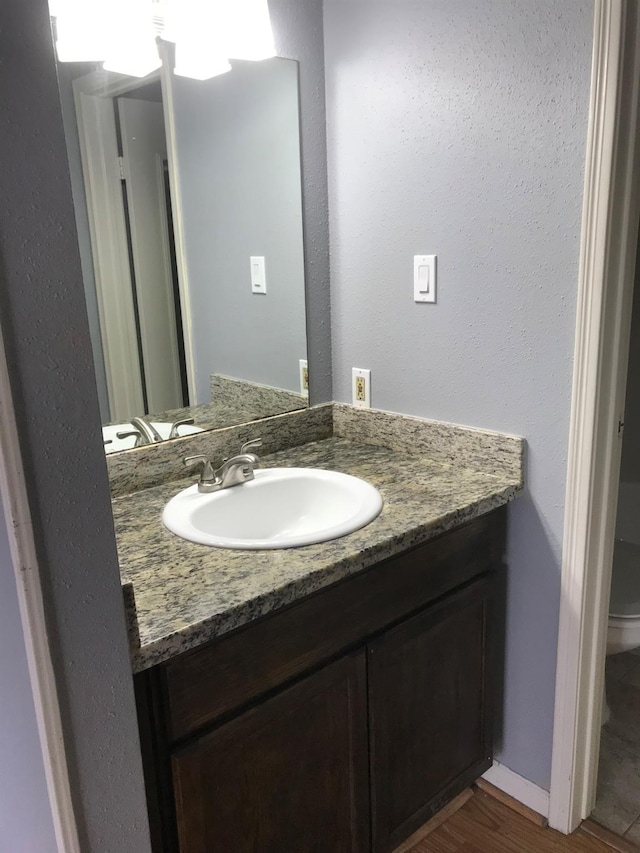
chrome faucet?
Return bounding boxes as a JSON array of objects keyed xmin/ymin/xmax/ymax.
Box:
[
  {"xmin": 169, "ymin": 417, "xmax": 195, "ymax": 439},
  {"xmin": 185, "ymin": 439, "xmax": 262, "ymax": 494},
  {"xmin": 130, "ymin": 417, "xmax": 163, "ymax": 444},
  {"xmin": 216, "ymin": 453, "xmax": 261, "ymax": 488},
  {"xmin": 116, "ymin": 416, "xmax": 196, "ymax": 447},
  {"xmin": 239, "ymin": 438, "xmax": 262, "ymax": 465},
  {"xmin": 116, "ymin": 417, "xmax": 162, "ymax": 447},
  {"xmin": 115, "ymin": 429, "xmax": 143, "ymax": 447}
]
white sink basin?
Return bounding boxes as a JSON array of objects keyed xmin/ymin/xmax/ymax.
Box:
[
  {"xmin": 102, "ymin": 421, "xmax": 203, "ymax": 453},
  {"xmin": 162, "ymin": 467, "xmax": 383, "ymax": 549}
]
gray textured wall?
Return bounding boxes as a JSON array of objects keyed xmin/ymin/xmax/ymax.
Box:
[
  {"xmin": 0, "ymin": 498, "xmax": 58, "ymax": 852},
  {"xmin": 0, "ymin": 0, "xmax": 329, "ymax": 848},
  {"xmin": 171, "ymin": 58, "xmax": 308, "ymax": 400},
  {"xmin": 269, "ymin": 0, "xmax": 332, "ymax": 403},
  {"xmin": 0, "ymin": 1, "xmax": 152, "ymax": 849},
  {"xmin": 324, "ymin": 0, "xmax": 593, "ymax": 790}
]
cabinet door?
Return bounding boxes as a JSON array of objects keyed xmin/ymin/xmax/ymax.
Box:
[
  {"xmin": 368, "ymin": 576, "xmax": 495, "ymax": 852},
  {"xmin": 172, "ymin": 651, "xmax": 370, "ymax": 853}
]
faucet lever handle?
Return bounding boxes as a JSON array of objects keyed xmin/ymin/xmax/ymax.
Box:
[
  {"xmin": 116, "ymin": 429, "xmax": 144, "ymax": 447},
  {"xmin": 184, "ymin": 455, "xmax": 215, "ymax": 483},
  {"xmin": 169, "ymin": 417, "xmax": 195, "ymax": 439},
  {"xmin": 240, "ymin": 438, "xmax": 262, "ymax": 454},
  {"xmin": 240, "ymin": 437, "xmax": 262, "ymax": 467}
]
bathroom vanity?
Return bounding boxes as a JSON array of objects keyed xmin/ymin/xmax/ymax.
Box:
[
  {"xmin": 112, "ymin": 404, "xmax": 524, "ymax": 853},
  {"xmin": 135, "ymin": 512, "xmax": 503, "ymax": 853}
]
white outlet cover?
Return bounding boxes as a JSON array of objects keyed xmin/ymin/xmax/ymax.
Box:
[
  {"xmin": 299, "ymin": 359, "xmax": 309, "ymax": 396},
  {"xmin": 352, "ymin": 367, "xmax": 371, "ymax": 408}
]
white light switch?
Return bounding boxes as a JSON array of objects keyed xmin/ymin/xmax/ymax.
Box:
[
  {"xmin": 414, "ymin": 255, "xmax": 436, "ymax": 303},
  {"xmin": 250, "ymin": 256, "xmax": 267, "ymax": 294}
]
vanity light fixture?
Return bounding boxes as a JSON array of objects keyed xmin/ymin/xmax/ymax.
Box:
[
  {"xmin": 102, "ymin": 0, "xmax": 162, "ymax": 78},
  {"xmin": 165, "ymin": 0, "xmax": 276, "ymax": 79},
  {"xmin": 48, "ymin": 0, "xmax": 108, "ymax": 63},
  {"xmin": 220, "ymin": 0, "xmax": 277, "ymax": 62},
  {"xmin": 163, "ymin": 0, "xmax": 233, "ymax": 80},
  {"xmin": 49, "ymin": 0, "xmax": 276, "ymax": 81}
]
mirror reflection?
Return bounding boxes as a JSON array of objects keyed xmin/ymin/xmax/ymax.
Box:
[{"xmin": 55, "ymin": 52, "xmax": 309, "ymax": 453}]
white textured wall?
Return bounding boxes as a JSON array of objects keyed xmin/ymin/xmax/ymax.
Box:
[
  {"xmin": 171, "ymin": 59, "xmax": 307, "ymax": 400},
  {"xmin": 325, "ymin": 0, "xmax": 593, "ymax": 789}
]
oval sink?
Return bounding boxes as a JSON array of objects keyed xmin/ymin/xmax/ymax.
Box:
[
  {"xmin": 162, "ymin": 467, "xmax": 383, "ymax": 549},
  {"xmin": 102, "ymin": 421, "xmax": 203, "ymax": 453}
]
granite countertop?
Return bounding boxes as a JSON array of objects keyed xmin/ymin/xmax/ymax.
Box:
[{"xmin": 114, "ymin": 436, "xmax": 523, "ymax": 672}]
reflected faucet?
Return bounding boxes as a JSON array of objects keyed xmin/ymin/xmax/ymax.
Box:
[
  {"xmin": 130, "ymin": 417, "xmax": 163, "ymax": 444},
  {"xmin": 115, "ymin": 416, "xmax": 198, "ymax": 448},
  {"xmin": 169, "ymin": 417, "xmax": 195, "ymax": 439}
]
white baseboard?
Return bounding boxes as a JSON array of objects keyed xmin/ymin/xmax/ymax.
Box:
[{"xmin": 482, "ymin": 762, "xmax": 550, "ymax": 819}]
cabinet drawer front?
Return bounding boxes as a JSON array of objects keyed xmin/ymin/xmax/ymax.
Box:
[
  {"xmin": 172, "ymin": 652, "xmax": 370, "ymax": 853},
  {"xmin": 368, "ymin": 575, "xmax": 496, "ymax": 853},
  {"xmin": 163, "ymin": 511, "xmax": 504, "ymax": 741}
]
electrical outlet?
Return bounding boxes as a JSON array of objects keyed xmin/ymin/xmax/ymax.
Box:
[
  {"xmin": 352, "ymin": 368, "xmax": 371, "ymax": 408},
  {"xmin": 299, "ymin": 359, "xmax": 309, "ymax": 396}
]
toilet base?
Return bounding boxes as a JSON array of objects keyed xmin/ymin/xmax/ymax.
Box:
[
  {"xmin": 603, "ymin": 621, "xmax": 640, "ymax": 727},
  {"xmin": 606, "ymin": 615, "xmax": 640, "ymax": 655},
  {"xmin": 602, "ymin": 689, "xmax": 610, "ymax": 726}
]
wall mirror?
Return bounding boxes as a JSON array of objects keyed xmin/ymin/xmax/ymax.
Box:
[{"xmin": 54, "ymin": 44, "xmax": 309, "ymax": 454}]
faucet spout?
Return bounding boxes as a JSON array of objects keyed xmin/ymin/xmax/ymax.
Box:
[
  {"xmin": 184, "ymin": 440, "xmax": 262, "ymax": 493},
  {"xmin": 130, "ymin": 417, "xmax": 163, "ymax": 444},
  {"xmin": 214, "ymin": 453, "xmax": 259, "ymax": 490}
]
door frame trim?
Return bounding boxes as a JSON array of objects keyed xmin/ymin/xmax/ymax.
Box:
[
  {"xmin": 0, "ymin": 321, "xmax": 81, "ymax": 852},
  {"xmin": 159, "ymin": 45, "xmax": 198, "ymax": 404},
  {"xmin": 74, "ymin": 75, "xmax": 146, "ymax": 421},
  {"xmin": 73, "ymin": 67, "xmax": 197, "ymax": 418},
  {"xmin": 549, "ymin": 0, "xmax": 640, "ymax": 832}
]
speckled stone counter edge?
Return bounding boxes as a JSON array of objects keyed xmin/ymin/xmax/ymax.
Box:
[
  {"xmin": 210, "ymin": 373, "xmax": 306, "ymax": 412},
  {"xmin": 114, "ymin": 407, "xmax": 525, "ymax": 668},
  {"xmin": 332, "ymin": 404, "xmax": 524, "ymax": 485},
  {"xmin": 108, "ymin": 402, "xmax": 524, "ymax": 496},
  {"xmin": 129, "ymin": 483, "xmax": 520, "ymax": 671},
  {"xmin": 122, "ymin": 582, "xmax": 140, "ymax": 651},
  {"xmin": 107, "ymin": 404, "xmax": 333, "ymax": 497}
]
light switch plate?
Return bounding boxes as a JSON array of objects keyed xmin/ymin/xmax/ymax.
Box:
[
  {"xmin": 250, "ymin": 256, "xmax": 267, "ymax": 294},
  {"xmin": 414, "ymin": 254, "xmax": 436, "ymax": 303}
]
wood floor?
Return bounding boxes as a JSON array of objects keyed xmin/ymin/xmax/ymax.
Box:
[{"xmin": 403, "ymin": 788, "xmax": 633, "ymax": 853}]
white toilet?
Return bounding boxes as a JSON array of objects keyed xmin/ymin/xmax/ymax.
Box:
[
  {"xmin": 606, "ymin": 482, "xmax": 640, "ymax": 656},
  {"xmin": 603, "ymin": 483, "xmax": 640, "ymax": 725}
]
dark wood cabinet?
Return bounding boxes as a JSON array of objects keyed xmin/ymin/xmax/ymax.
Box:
[
  {"xmin": 135, "ymin": 510, "xmax": 505, "ymax": 853},
  {"xmin": 172, "ymin": 652, "xmax": 370, "ymax": 853},
  {"xmin": 368, "ymin": 577, "xmax": 494, "ymax": 852}
]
